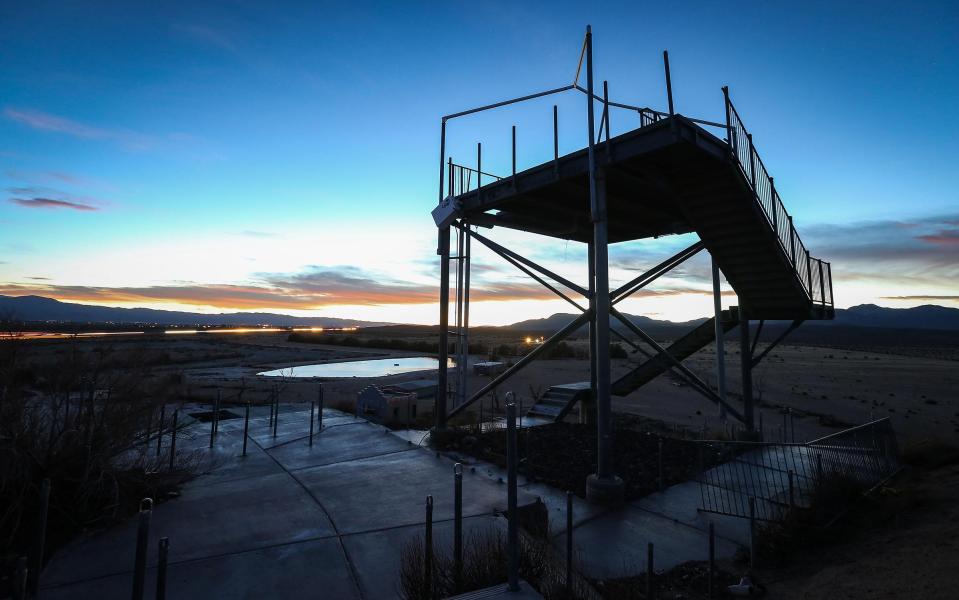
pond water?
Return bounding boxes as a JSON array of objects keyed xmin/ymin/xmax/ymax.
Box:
[{"xmin": 257, "ymin": 356, "xmax": 455, "ymax": 379}]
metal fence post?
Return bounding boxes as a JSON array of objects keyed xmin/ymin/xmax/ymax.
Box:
[
  {"xmin": 424, "ymin": 495, "xmax": 433, "ymax": 599},
  {"xmin": 566, "ymin": 490, "xmax": 573, "ymax": 595},
  {"xmin": 242, "ymin": 401, "xmax": 250, "ymax": 457},
  {"xmin": 169, "ymin": 410, "xmax": 178, "ymax": 471},
  {"xmin": 506, "ymin": 401, "xmax": 519, "ymax": 592},
  {"xmin": 156, "ymin": 404, "xmax": 165, "ymax": 457},
  {"xmin": 317, "ymin": 384, "xmax": 324, "ymax": 431},
  {"xmin": 132, "ymin": 498, "xmax": 153, "ymax": 600},
  {"xmin": 708, "ymin": 523, "xmax": 715, "ymax": 599},
  {"xmin": 29, "ymin": 478, "xmax": 50, "ymax": 596},
  {"xmin": 748, "ymin": 496, "xmax": 756, "ymax": 570},
  {"xmin": 156, "ymin": 537, "xmax": 169, "ymax": 600},
  {"xmin": 646, "ymin": 542, "xmax": 655, "ymax": 599},
  {"xmin": 309, "ymin": 400, "xmax": 315, "ymax": 447},
  {"xmin": 272, "ymin": 389, "xmax": 279, "ymax": 438},
  {"xmin": 453, "ymin": 463, "xmax": 463, "ymax": 590}
]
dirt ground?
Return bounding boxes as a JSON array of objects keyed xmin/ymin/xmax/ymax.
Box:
[{"xmin": 761, "ymin": 456, "xmax": 959, "ymax": 600}]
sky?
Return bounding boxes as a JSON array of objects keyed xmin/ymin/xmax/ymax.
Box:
[{"xmin": 1, "ymin": 1, "xmax": 957, "ymax": 326}]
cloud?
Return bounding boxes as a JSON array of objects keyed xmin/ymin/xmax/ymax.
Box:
[
  {"xmin": 9, "ymin": 197, "xmax": 98, "ymax": 211},
  {"xmin": 6, "ymin": 186, "xmax": 105, "ymax": 212},
  {"xmin": 4, "ymin": 107, "xmax": 153, "ymax": 150},
  {"xmin": 917, "ymin": 229, "xmax": 959, "ymax": 247}
]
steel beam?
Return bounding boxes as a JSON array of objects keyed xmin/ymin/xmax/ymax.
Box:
[
  {"xmin": 466, "ymin": 228, "xmax": 588, "ymax": 297},
  {"xmin": 751, "ymin": 319, "xmax": 804, "ymax": 368},
  {"xmin": 610, "ymin": 307, "xmax": 745, "ymax": 423},
  {"xmin": 435, "ymin": 226, "xmax": 450, "ymax": 431},
  {"xmin": 611, "ymin": 241, "xmax": 704, "ymax": 304}
]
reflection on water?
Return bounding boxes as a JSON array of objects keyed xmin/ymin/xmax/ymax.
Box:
[
  {"xmin": 0, "ymin": 326, "xmax": 357, "ymax": 340},
  {"xmin": 258, "ymin": 357, "xmax": 455, "ymax": 379}
]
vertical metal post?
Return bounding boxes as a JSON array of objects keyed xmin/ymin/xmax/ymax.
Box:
[
  {"xmin": 740, "ymin": 313, "xmax": 754, "ymax": 431},
  {"xmin": 747, "ymin": 133, "xmax": 756, "ymax": 189},
  {"xmin": 646, "ymin": 542, "xmax": 655, "ymax": 599},
  {"xmin": 463, "ymin": 228, "xmax": 471, "ymax": 407},
  {"xmin": 131, "ymin": 498, "xmax": 152, "ymax": 600},
  {"xmin": 169, "ymin": 410, "xmax": 178, "ymax": 471},
  {"xmin": 770, "ymin": 177, "xmax": 778, "ymax": 232},
  {"xmin": 603, "ymin": 80, "xmax": 610, "ymax": 159},
  {"xmin": 209, "ymin": 399, "xmax": 215, "ymax": 449},
  {"xmin": 566, "ymin": 490, "xmax": 573, "ymax": 595},
  {"xmin": 156, "ymin": 537, "xmax": 169, "ymax": 600},
  {"xmin": 708, "ymin": 523, "xmax": 715, "ymax": 599},
  {"xmin": 309, "ymin": 400, "xmax": 315, "ymax": 447},
  {"xmin": 29, "ymin": 478, "xmax": 50, "ymax": 595},
  {"xmin": 424, "ymin": 495, "xmax": 433, "ymax": 598},
  {"xmin": 806, "ymin": 250, "xmax": 813, "ymax": 297},
  {"xmin": 722, "ymin": 86, "xmax": 734, "ymax": 154},
  {"xmin": 827, "ymin": 262, "xmax": 834, "ymax": 306},
  {"xmin": 506, "ymin": 402, "xmax": 519, "ymax": 591},
  {"xmin": 242, "ymin": 401, "xmax": 250, "ymax": 456},
  {"xmin": 214, "ymin": 389, "xmax": 220, "ymax": 436},
  {"xmin": 553, "ymin": 105, "xmax": 559, "ymax": 174},
  {"xmin": 272, "ymin": 389, "xmax": 279, "ymax": 438},
  {"xmin": 789, "ymin": 216, "xmax": 797, "ymax": 264},
  {"xmin": 818, "ymin": 261, "xmax": 826, "ymax": 306},
  {"xmin": 453, "ymin": 463, "xmax": 463, "ymax": 590},
  {"xmin": 712, "ymin": 259, "xmax": 727, "ymax": 420},
  {"xmin": 584, "ymin": 25, "xmax": 621, "ymax": 503},
  {"xmin": 748, "ymin": 496, "xmax": 756, "ymax": 570},
  {"xmin": 317, "ymin": 385, "xmax": 324, "ymax": 431},
  {"xmin": 663, "ymin": 50, "xmax": 674, "ymax": 116},
  {"xmin": 156, "ymin": 404, "xmax": 165, "ymax": 457},
  {"xmin": 586, "ymin": 239, "xmax": 596, "ymax": 426},
  {"xmin": 511, "ymin": 125, "xmax": 516, "ymax": 179}
]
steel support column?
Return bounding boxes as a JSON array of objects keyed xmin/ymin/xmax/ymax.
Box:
[
  {"xmin": 739, "ymin": 310, "xmax": 754, "ymax": 432},
  {"xmin": 585, "ymin": 239, "xmax": 597, "ymax": 425},
  {"xmin": 435, "ymin": 226, "xmax": 450, "ymax": 434},
  {"xmin": 584, "ymin": 25, "xmax": 623, "ymax": 504},
  {"xmin": 712, "ymin": 258, "xmax": 727, "ymax": 420}
]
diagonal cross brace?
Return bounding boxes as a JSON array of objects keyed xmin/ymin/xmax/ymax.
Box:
[
  {"xmin": 610, "ymin": 307, "xmax": 745, "ymax": 423},
  {"xmin": 446, "ymin": 310, "xmax": 593, "ymax": 421},
  {"xmin": 611, "ymin": 241, "xmax": 705, "ymax": 305},
  {"xmin": 465, "ymin": 226, "xmax": 589, "ymax": 297},
  {"xmin": 751, "ymin": 319, "xmax": 804, "ymax": 369}
]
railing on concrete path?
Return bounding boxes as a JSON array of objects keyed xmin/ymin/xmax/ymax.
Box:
[{"xmin": 694, "ymin": 418, "xmax": 899, "ymax": 522}]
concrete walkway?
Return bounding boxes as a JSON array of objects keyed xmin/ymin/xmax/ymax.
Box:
[{"xmin": 41, "ymin": 406, "xmax": 536, "ymax": 599}]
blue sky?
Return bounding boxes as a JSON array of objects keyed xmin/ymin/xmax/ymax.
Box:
[{"xmin": 1, "ymin": 1, "xmax": 957, "ymax": 324}]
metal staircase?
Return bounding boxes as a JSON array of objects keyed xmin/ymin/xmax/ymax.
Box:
[{"xmin": 526, "ymin": 382, "xmax": 591, "ymax": 421}]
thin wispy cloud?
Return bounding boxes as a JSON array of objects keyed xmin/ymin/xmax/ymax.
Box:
[
  {"xmin": 6, "ymin": 186, "xmax": 104, "ymax": 212},
  {"xmin": 173, "ymin": 23, "xmax": 239, "ymax": 53},
  {"xmin": 4, "ymin": 107, "xmax": 153, "ymax": 151},
  {"xmin": 238, "ymin": 230, "xmax": 279, "ymax": 238},
  {"xmin": 9, "ymin": 197, "xmax": 98, "ymax": 211}
]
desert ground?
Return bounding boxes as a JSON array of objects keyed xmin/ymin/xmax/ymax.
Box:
[{"xmin": 13, "ymin": 328, "xmax": 957, "ymax": 445}]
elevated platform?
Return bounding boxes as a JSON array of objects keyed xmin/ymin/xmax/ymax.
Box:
[{"xmin": 453, "ymin": 114, "xmax": 833, "ymax": 321}]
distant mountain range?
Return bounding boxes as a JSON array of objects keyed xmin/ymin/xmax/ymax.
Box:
[
  {"xmin": 2, "ymin": 295, "xmax": 958, "ymax": 333},
  {"xmin": 507, "ymin": 304, "xmax": 959, "ymax": 332},
  {"xmin": 0, "ymin": 295, "xmax": 391, "ymax": 328}
]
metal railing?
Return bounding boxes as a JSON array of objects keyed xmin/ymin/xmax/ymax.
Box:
[
  {"xmin": 724, "ymin": 89, "xmax": 833, "ymax": 308},
  {"xmin": 695, "ymin": 418, "xmax": 898, "ymax": 522},
  {"xmin": 448, "ymin": 162, "xmax": 502, "ymax": 197}
]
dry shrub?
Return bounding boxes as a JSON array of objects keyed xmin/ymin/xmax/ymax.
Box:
[
  {"xmin": 0, "ymin": 330, "xmax": 196, "ymax": 592},
  {"xmin": 399, "ymin": 526, "xmax": 593, "ymax": 599}
]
